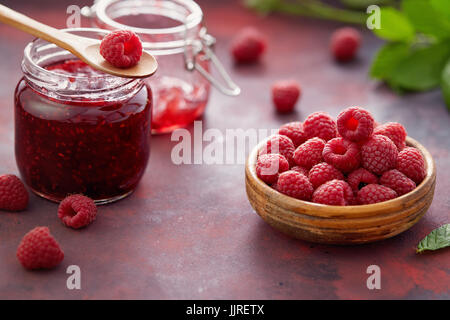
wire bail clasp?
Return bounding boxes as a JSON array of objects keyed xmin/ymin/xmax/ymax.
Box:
[{"xmin": 184, "ymin": 27, "xmax": 241, "ymax": 96}]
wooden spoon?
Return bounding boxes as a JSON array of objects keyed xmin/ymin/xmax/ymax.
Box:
[{"xmin": 0, "ymin": 4, "xmax": 158, "ymax": 79}]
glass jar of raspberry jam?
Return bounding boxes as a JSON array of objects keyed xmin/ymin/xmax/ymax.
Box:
[
  {"xmin": 15, "ymin": 28, "xmax": 152, "ymax": 204},
  {"xmin": 84, "ymin": 0, "xmax": 240, "ymax": 134}
]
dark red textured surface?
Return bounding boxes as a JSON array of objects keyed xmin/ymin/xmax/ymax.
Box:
[{"xmin": 0, "ymin": 0, "xmax": 449, "ymax": 299}]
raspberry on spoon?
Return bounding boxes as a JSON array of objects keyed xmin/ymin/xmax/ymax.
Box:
[{"xmin": 100, "ymin": 30, "xmax": 143, "ymax": 68}]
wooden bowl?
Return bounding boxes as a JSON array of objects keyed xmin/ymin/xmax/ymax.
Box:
[{"xmin": 245, "ymin": 137, "xmax": 436, "ymax": 245}]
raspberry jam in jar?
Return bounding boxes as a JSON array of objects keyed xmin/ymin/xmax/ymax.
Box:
[
  {"xmin": 87, "ymin": 0, "xmax": 239, "ymax": 134},
  {"xmin": 15, "ymin": 29, "xmax": 152, "ymax": 204}
]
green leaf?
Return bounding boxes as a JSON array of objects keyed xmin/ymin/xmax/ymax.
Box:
[
  {"xmin": 370, "ymin": 42, "xmax": 410, "ymax": 80},
  {"xmin": 403, "ymin": 0, "xmax": 450, "ymax": 40},
  {"xmin": 373, "ymin": 7, "xmax": 415, "ymax": 42},
  {"xmin": 390, "ymin": 42, "xmax": 450, "ymax": 91},
  {"xmin": 416, "ymin": 224, "xmax": 450, "ymax": 253},
  {"xmin": 430, "ymin": 0, "xmax": 450, "ymax": 22},
  {"xmin": 441, "ymin": 58, "xmax": 450, "ymax": 110}
]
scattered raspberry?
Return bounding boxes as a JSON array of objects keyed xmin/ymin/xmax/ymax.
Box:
[
  {"xmin": 303, "ymin": 112, "xmax": 337, "ymax": 141},
  {"xmin": 231, "ymin": 27, "xmax": 267, "ymax": 64},
  {"xmin": 361, "ymin": 135, "xmax": 397, "ymax": 175},
  {"xmin": 290, "ymin": 166, "xmax": 309, "ymax": 177},
  {"xmin": 308, "ymin": 162, "xmax": 344, "ymax": 189},
  {"xmin": 312, "ymin": 180, "xmax": 354, "ymax": 206},
  {"xmin": 397, "ymin": 147, "xmax": 426, "ymax": 184},
  {"xmin": 16, "ymin": 227, "xmax": 64, "ymax": 270},
  {"xmin": 322, "ymin": 137, "xmax": 360, "ymax": 173},
  {"xmin": 357, "ymin": 184, "xmax": 397, "ymax": 205},
  {"xmin": 58, "ymin": 194, "xmax": 97, "ymax": 229},
  {"xmin": 0, "ymin": 174, "xmax": 29, "ymax": 211},
  {"xmin": 380, "ymin": 169, "xmax": 416, "ymax": 196},
  {"xmin": 256, "ymin": 154, "xmax": 289, "ymax": 184},
  {"xmin": 272, "ymin": 80, "xmax": 301, "ymax": 113},
  {"xmin": 100, "ymin": 30, "xmax": 143, "ymax": 68},
  {"xmin": 275, "ymin": 170, "xmax": 314, "ymax": 201},
  {"xmin": 346, "ymin": 168, "xmax": 378, "ymax": 194},
  {"xmin": 337, "ymin": 107, "xmax": 374, "ymax": 142},
  {"xmin": 293, "ymin": 137, "xmax": 326, "ymax": 169},
  {"xmin": 259, "ymin": 134, "xmax": 296, "ymax": 164},
  {"xmin": 278, "ymin": 122, "xmax": 306, "ymax": 147},
  {"xmin": 330, "ymin": 27, "xmax": 361, "ymax": 62},
  {"xmin": 374, "ymin": 122, "xmax": 407, "ymax": 151}
]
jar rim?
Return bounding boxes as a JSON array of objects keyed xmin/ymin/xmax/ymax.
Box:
[
  {"xmin": 22, "ymin": 28, "xmax": 143, "ymax": 102},
  {"xmin": 95, "ymin": 0, "xmax": 203, "ymax": 36},
  {"xmin": 23, "ymin": 27, "xmax": 133, "ymax": 83}
]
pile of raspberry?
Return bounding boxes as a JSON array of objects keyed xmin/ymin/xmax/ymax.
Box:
[{"xmin": 256, "ymin": 107, "xmax": 426, "ymax": 206}]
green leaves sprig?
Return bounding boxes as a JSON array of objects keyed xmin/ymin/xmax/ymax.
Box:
[
  {"xmin": 416, "ymin": 224, "xmax": 450, "ymax": 253},
  {"xmin": 370, "ymin": 0, "xmax": 450, "ymax": 108}
]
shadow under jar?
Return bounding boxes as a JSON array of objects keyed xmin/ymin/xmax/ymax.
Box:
[
  {"xmin": 15, "ymin": 28, "xmax": 152, "ymax": 204},
  {"xmin": 91, "ymin": 0, "xmax": 212, "ymax": 134}
]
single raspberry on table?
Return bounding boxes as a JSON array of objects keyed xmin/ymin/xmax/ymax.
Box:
[
  {"xmin": 272, "ymin": 80, "xmax": 301, "ymax": 113},
  {"xmin": 397, "ymin": 147, "xmax": 426, "ymax": 184},
  {"xmin": 256, "ymin": 154, "xmax": 290, "ymax": 184},
  {"xmin": 303, "ymin": 112, "xmax": 337, "ymax": 141},
  {"xmin": 0, "ymin": 174, "xmax": 29, "ymax": 211},
  {"xmin": 346, "ymin": 168, "xmax": 378, "ymax": 194},
  {"xmin": 357, "ymin": 184, "xmax": 397, "ymax": 205},
  {"xmin": 278, "ymin": 121, "xmax": 306, "ymax": 147},
  {"xmin": 322, "ymin": 137, "xmax": 360, "ymax": 173},
  {"xmin": 312, "ymin": 179, "xmax": 354, "ymax": 206},
  {"xmin": 330, "ymin": 27, "xmax": 361, "ymax": 62},
  {"xmin": 293, "ymin": 137, "xmax": 326, "ymax": 169},
  {"xmin": 361, "ymin": 135, "xmax": 397, "ymax": 175},
  {"xmin": 58, "ymin": 194, "xmax": 97, "ymax": 229},
  {"xmin": 100, "ymin": 30, "xmax": 143, "ymax": 68},
  {"xmin": 17, "ymin": 227, "xmax": 64, "ymax": 270},
  {"xmin": 380, "ymin": 169, "xmax": 416, "ymax": 196},
  {"xmin": 290, "ymin": 166, "xmax": 309, "ymax": 177},
  {"xmin": 308, "ymin": 162, "xmax": 344, "ymax": 190},
  {"xmin": 374, "ymin": 122, "xmax": 407, "ymax": 151},
  {"xmin": 231, "ymin": 27, "xmax": 267, "ymax": 64},
  {"xmin": 259, "ymin": 134, "xmax": 296, "ymax": 164},
  {"xmin": 337, "ymin": 107, "xmax": 374, "ymax": 142},
  {"xmin": 275, "ymin": 170, "xmax": 314, "ymax": 201}
]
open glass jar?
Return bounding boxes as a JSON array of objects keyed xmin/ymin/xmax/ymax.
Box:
[
  {"xmin": 15, "ymin": 28, "xmax": 152, "ymax": 204},
  {"xmin": 84, "ymin": 0, "xmax": 239, "ymax": 134}
]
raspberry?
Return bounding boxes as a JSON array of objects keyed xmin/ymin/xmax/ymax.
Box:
[
  {"xmin": 293, "ymin": 137, "xmax": 326, "ymax": 169},
  {"xmin": 322, "ymin": 137, "xmax": 360, "ymax": 173},
  {"xmin": 275, "ymin": 170, "xmax": 313, "ymax": 201},
  {"xmin": 337, "ymin": 107, "xmax": 374, "ymax": 142},
  {"xmin": 346, "ymin": 168, "xmax": 378, "ymax": 194},
  {"xmin": 361, "ymin": 135, "xmax": 397, "ymax": 175},
  {"xmin": 290, "ymin": 166, "xmax": 309, "ymax": 177},
  {"xmin": 374, "ymin": 122, "xmax": 407, "ymax": 151},
  {"xmin": 231, "ymin": 27, "xmax": 267, "ymax": 64},
  {"xmin": 100, "ymin": 30, "xmax": 143, "ymax": 68},
  {"xmin": 272, "ymin": 80, "xmax": 301, "ymax": 113},
  {"xmin": 397, "ymin": 147, "xmax": 426, "ymax": 184},
  {"xmin": 256, "ymin": 154, "xmax": 289, "ymax": 184},
  {"xmin": 330, "ymin": 27, "xmax": 361, "ymax": 62},
  {"xmin": 16, "ymin": 227, "xmax": 64, "ymax": 270},
  {"xmin": 259, "ymin": 134, "xmax": 296, "ymax": 164},
  {"xmin": 0, "ymin": 174, "xmax": 29, "ymax": 211},
  {"xmin": 312, "ymin": 180, "xmax": 354, "ymax": 206},
  {"xmin": 58, "ymin": 194, "xmax": 97, "ymax": 229},
  {"xmin": 380, "ymin": 169, "xmax": 416, "ymax": 196},
  {"xmin": 308, "ymin": 163, "xmax": 344, "ymax": 189},
  {"xmin": 357, "ymin": 184, "xmax": 397, "ymax": 205},
  {"xmin": 303, "ymin": 112, "xmax": 337, "ymax": 141},
  {"xmin": 278, "ymin": 121, "xmax": 306, "ymax": 147}
]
